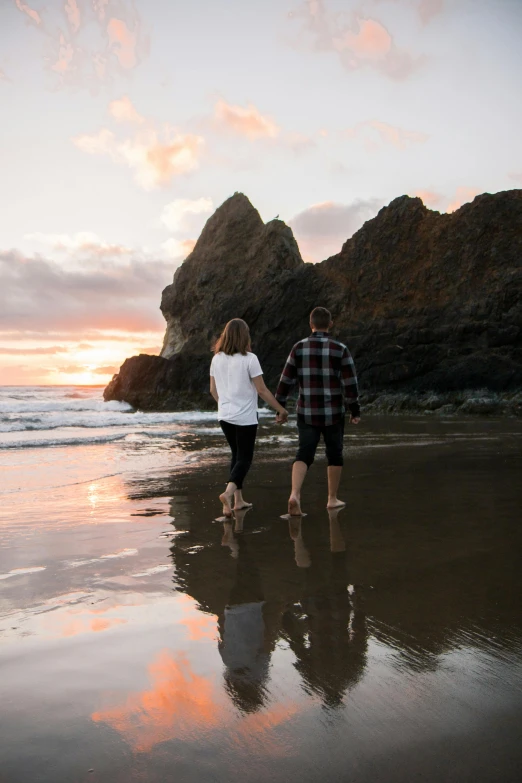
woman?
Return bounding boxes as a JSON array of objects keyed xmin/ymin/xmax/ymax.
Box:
[{"xmin": 210, "ymin": 318, "xmax": 287, "ymax": 517}]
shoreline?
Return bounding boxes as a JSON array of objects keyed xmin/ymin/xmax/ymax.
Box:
[{"xmin": 103, "ymin": 387, "xmax": 522, "ymax": 417}]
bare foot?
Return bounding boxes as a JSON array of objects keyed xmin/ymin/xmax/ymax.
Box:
[
  {"xmin": 326, "ymin": 498, "xmax": 346, "ymax": 509},
  {"xmin": 233, "ymin": 501, "xmax": 253, "ymax": 511},
  {"xmin": 219, "ymin": 490, "xmax": 234, "ymax": 518},
  {"xmin": 288, "ymin": 496, "xmax": 303, "ymax": 516}
]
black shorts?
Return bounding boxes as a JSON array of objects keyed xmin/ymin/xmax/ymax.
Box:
[{"xmin": 295, "ymin": 417, "xmax": 345, "ymax": 468}]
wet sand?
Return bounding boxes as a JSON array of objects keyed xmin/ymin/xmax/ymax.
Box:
[{"xmin": 1, "ymin": 416, "xmax": 522, "ymax": 782}]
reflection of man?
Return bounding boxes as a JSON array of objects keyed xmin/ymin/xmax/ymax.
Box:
[
  {"xmin": 218, "ymin": 512, "xmax": 280, "ymax": 713},
  {"xmin": 282, "ymin": 509, "xmax": 367, "ymax": 708},
  {"xmin": 275, "ymin": 307, "xmax": 360, "ymax": 516}
]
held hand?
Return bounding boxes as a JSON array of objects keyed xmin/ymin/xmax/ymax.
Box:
[
  {"xmin": 276, "ymin": 410, "xmax": 288, "ymax": 425},
  {"xmin": 350, "ymin": 416, "xmax": 360, "ymax": 425}
]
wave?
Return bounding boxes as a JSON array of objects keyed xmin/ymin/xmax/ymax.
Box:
[
  {"xmin": 0, "ymin": 409, "xmax": 219, "ymax": 433},
  {"xmin": 0, "ymin": 432, "xmax": 130, "ymax": 450},
  {"xmin": 0, "ymin": 399, "xmax": 134, "ymax": 414}
]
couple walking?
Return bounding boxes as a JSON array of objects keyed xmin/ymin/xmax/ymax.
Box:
[{"xmin": 209, "ymin": 307, "xmax": 360, "ymax": 518}]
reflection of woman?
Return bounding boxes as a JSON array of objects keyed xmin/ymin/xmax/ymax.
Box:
[
  {"xmin": 218, "ymin": 520, "xmax": 271, "ymax": 713},
  {"xmin": 210, "ymin": 319, "xmax": 287, "ymax": 517}
]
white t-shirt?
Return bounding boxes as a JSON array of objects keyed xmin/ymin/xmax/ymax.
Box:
[{"xmin": 210, "ymin": 351, "xmax": 263, "ymax": 426}]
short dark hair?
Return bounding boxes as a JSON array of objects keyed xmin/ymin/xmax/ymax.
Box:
[{"xmin": 310, "ymin": 307, "xmax": 332, "ymax": 330}]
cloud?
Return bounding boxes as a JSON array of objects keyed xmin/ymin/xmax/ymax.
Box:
[
  {"xmin": 92, "ymin": 364, "xmax": 118, "ymax": 375},
  {"xmin": 446, "ymin": 187, "xmax": 479, "ymax": 213},
  {"xmin": 290, "ymin": 198, "xmax": 384, "ymax": 262},
  {"xmin": 51, "ymin": 33, "xmax": 76, "ymax": 74},
  {"xmin": 109, "ymin": 95, "xmax": 145, "ymax": 125},
  {"xmin": 508, "ymin": 172, "xmax": 522, "ymax": 185},
  {"xmin": 289, "ymin": 1, "xmax": 421, "ymax": 80},
  {"xmin": 92, "ymin": 650, "xmax": 222, "ymax": 753},
  {"xmin": 345, "ymin": 119, "xmax": 428, "ymax": 150},
  {"xmin": 160, "ymin": 198, "xmax": 213, "ymax": 233},
  {"xmin": 161, "ymin": 238, "xmax": 197, "ymax": 262},
  {"xmin": 214, "ymin": 99, "xmax": 280, "ymax": 140},
  {"xmin": 107, "ymin": 17, "xmax": 138, "ymax": 70},
  {"xmin": 366, "ymin": 0, "xmax": 445, "ymax": 25},
  {"xmin": 0, "ymin": 248, "xmax": 172, "ymax": 334},
  {"xmin": 0, "ymin": 345, "xmax": 69, "ymax": 355},
  {"xmin": 414, "ymin": 189, "xmax": 444, "ymax": 207},
  {"xmin": 74, "ymin": 107, "xmax": 204, "ymax": 190},
  {"xmin": 26, "ymin": 231, "xmax": 133, "ymax": 259},
  {"xmin": 64, "ymin": 0, "xmax": 81, "ymax": 33},
  {"xmin": 13, "ymin": 0, "xmax": 148, "ymax": 90},
  {"xmin": 417, "ymin": 0, "xmax": 444, "ymax": 25},
  {"xmin": 15, "ymin": 0, "xmax": 41, "ymax": 25},
  {"xmin": 333, "ymin": 17, "xmax": 391, "ymax": 58},
  {"xmin": 92, "ymin": 0, "xmax": 110, "ymax": 21}
]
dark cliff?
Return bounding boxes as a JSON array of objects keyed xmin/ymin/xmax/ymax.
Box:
[{"xmin": 104, "ymin": 190, "xmax": 522, "ymax": 412}]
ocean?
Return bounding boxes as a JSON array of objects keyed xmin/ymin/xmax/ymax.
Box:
[{"xmin": 0, "ymin": 385, "xmax": 221, "ymax": 450}]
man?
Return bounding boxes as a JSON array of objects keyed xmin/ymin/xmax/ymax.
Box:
[{"xmin": 275, "ymin": 307, "xmax": 360, "ymax": 515}]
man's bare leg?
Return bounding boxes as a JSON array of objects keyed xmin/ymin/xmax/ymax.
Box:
[
  {"xmin": 327, "ymin": 466, "xmax": 345, "ymax": 509},
  {"xmin": 288, "ymin": 461, "xmax": 308, "ymax": 515},
  {"xmin": 219, "ymin": 481, "xmax": 237, "ymax": 518},
  {"xmin": 233, "ymin": 489, "xmax": 252, "ymax": 511}
]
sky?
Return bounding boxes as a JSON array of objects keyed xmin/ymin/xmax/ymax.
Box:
[{"xmin": 1, "ymin": 0, "xmax": 521, "ymax": 385}]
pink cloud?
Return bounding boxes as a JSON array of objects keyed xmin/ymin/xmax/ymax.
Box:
[
  {"xmin": 367, "ymin": 0, "xmax": 445, "ymax": 25},
  {"xmin": 508, "ymin": 172, "xmax": 522, "ymax": 185},
  {"xmin": 92, "ymin": 0, "xmax": 110, "ymax": 21},
  {"xmin": 74, "ymin": 128, "xmax": 116, "ymax": 156},
  {"xmin": 414, "ymin": 189, "xmax": 444, "ymax": 207},
  {"xmin": 162, "ymin": 238, "xmax": 197, "ymax": 262},
  {"xmin": 144, "ymin": 135, "xmax": 203, "ymax": 187},
  {"xmin": 51, "ymin": 33, "xmax": 76, "ymax": 74},
  {"xmin": 0, "ymin": 346, "xmax": 69, "ymax": 355},
  {"xmin": 289, "ymin": 2, "xmax": 421, "ymax": 80},
  {"xmin": 109, "ymin": 96, "xmax": 145, "ymax": 125},
  {"xmin": 446, "ymin": 187, "xmax": 479, "ymax": 213},
  {"xmin": 418, "ymin": 0, "xmax": 444, "ymax": 25},
  {"xmin": 14, "ymin": 0, "xmax": 148, "ymax": 90},
  {"xmin": 74, "ymin": 103, "xmax": 204, "ymax": 189},
  {"xmin": 107, "ymin": 17, "xmax": 138, "ymax": 70},
  {"xmin": 214, "ymin": 99, "xmax": 280, "ymax": 140},
  {"xmin": 26, "ymin": 231, "xmax": 134, "ymax": 257},
  {"xmin": 334, "ymin": 18, "xmax": 391, "ymax": 59},
  {"xmin": 15, "ymin": 0, "xmax": 42, "ymax": 25},
  {"xmin": 345, "ymin": 119, "xmax": 428, "ymax": 150},
  {"xmin": 64, "ymin": 0, "xmax": 81, "ymax": 33}
]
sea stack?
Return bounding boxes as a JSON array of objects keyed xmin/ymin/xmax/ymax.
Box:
[{"xmin": 104, "ymin": 189, "xmax": 522, "ymax": 412}]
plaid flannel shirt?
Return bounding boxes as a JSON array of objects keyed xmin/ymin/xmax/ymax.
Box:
[{"xmin": 275, "ymin": 331, "xmax": 359, "ymax": 426}]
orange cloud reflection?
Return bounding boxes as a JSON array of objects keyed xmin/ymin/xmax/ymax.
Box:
[
  {"xmin": 92, "ymin": 650, "xmax": 221, "ymax": 753},
  {"xmin": 179, "ymin": 612, "xmax": 217, "ymax": 641}
]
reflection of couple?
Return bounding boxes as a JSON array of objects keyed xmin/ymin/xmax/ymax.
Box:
[
  {"xmin": 218, "ymin": 506, "xmax": 366, "ymax": 712},
  {"xmin": 210, "ymin": 307, "xmax": 360, "ymax": 519}
]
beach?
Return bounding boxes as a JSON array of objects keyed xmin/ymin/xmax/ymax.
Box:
[{"xmin": 1, "ymin": 386, "xmax": 522, "ymax": 783}]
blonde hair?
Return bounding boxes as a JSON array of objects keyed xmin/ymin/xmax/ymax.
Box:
[{"xmin": 214, "ymin": 318, "xmax": 251, "ymax": 355}]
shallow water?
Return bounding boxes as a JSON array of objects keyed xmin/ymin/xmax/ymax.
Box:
[{"xmin": 1, "ymin": 408, "xmax": 522, "ymax": 782}]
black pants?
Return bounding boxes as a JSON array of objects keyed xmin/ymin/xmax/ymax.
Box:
[
  {"xmin": 219, "ymin": 420, "xmax": 258, "ymax": 490},
  {"xmin": 295, "ymin": 417, "xmax": 345, "ymax": 468}
]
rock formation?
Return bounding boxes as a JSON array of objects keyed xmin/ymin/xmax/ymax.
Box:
[{"xmin": 104, "ymin": 190, "xmax": 522, "ymax": 412}]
